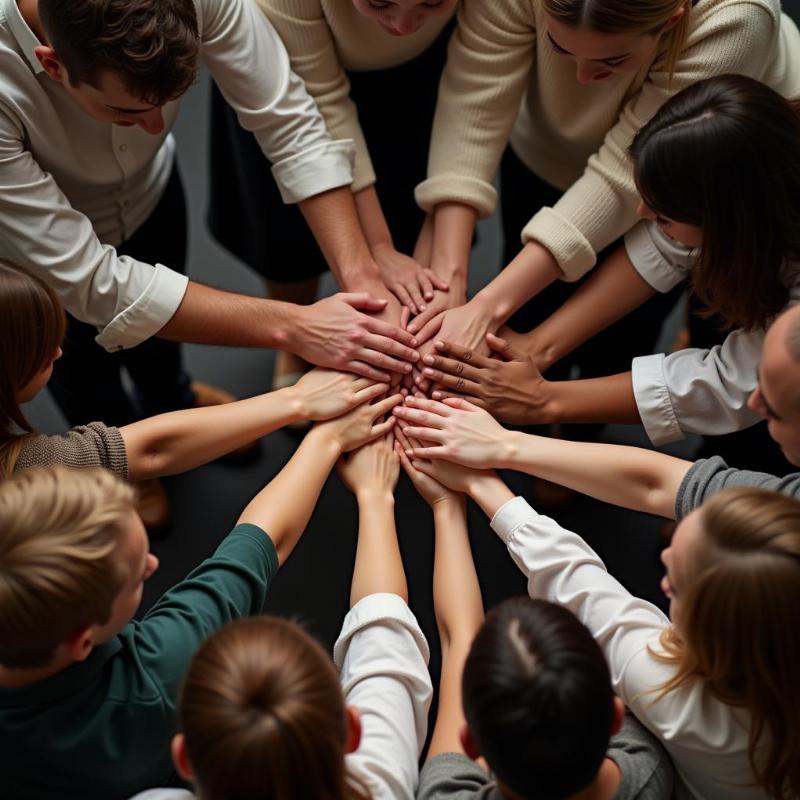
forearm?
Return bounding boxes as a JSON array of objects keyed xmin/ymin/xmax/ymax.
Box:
[
  {"xmin": 350, "ymin": 492, "xmax": 406, "ymax": 605},
  {"xmin": 431, "ymin": 203, "xmax": 477, "ymax": 296},
  {"xmin": 354, "ymin": 185, "xmax": 393, "ymax": 249},
  {"xmin": 472, "ymin": 241, "xmax": 561, "ymax": 327},
  {"xmin": 298, "ymin": 186, "xmax": 383, "ymax": 292},
  {"xmin": 237, "ymin": 426, "xmax": 340, "ymax": 563},
  {"xmin": 525, "ymin": 247, "xmax": 657, "ymax": 370},
  {"xmin": 466, "ymin": 473, "xmax": 516, "ymax": 520},
  {"xmin": 539, "ymin": 372, "xmax": 641, "ymax": 426},
  {"xmin": 502, "ymin": 432, "xmax": 690, "ymax": 519}
]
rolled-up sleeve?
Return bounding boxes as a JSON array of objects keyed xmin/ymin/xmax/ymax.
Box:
[
  {"xmin": 335, "ymin": 593, "xmax": 432, "ymax": 800},
  {"xmin": 0, "ymin": 113, "xmax": 188, "ymax": 351},
  {"xmin": 624, "ymin": 221, "xmax": 692, "ymax": 293},
  {"xmin": 198, "ymin": 0, "xmax": 354, "ymax": 203}
]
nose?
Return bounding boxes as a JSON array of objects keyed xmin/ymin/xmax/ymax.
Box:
[
  {"xmin": 392, "ymin": 11, "xmax": 419, "ymax": 34},
  {"xmin": 575, "ymin": 60, "xmax": 610, "ymax": 84},
  {"xmin": 137, "ymin": 107, "xmax": 165, "ymax": 135}
]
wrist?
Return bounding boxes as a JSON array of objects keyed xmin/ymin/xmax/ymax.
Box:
[
  {"xmin": 432, "ymin": 493, "xmax": 466, "ymax": 516},
  {"xmin": 306, "ymin": 424, "xmax": 344, "ymax": 460},
  {"xmin": 468, "ymin": 473, "xmax": 516, "ymax": 519},
  {"xmin": 468, "ymin": 292, "xmax": 506, "ymax": 327},
  {"xmin": 338, "ymin": 255, "xmax": 383, "ymax": 293},
  {"xmin": 276, "ymin": 385, "xmax": 307, "ymax": 424},
  {"xmin": 499, "ymin": 430, "xmax": 526, "ymax": 470},
  {"xmin": 356, "ymin": 488, "xmax": 396, "ymax": 506}
]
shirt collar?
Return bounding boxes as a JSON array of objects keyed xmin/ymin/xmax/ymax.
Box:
[{"xmin": 4, "ymin": 0, "xmax": 45, "ymax": 73}]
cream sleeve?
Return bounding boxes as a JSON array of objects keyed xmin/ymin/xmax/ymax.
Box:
[
  {"xmin": 258, "ymin": 0, "xmax": 375, "ymax": 191},
  {"xmin": 522, "ymin": 3, "xmax": 778, "ymax": 279},
  {"xmin": 414, "ymin": 0, "xmax": 536, "ymax": 218}
]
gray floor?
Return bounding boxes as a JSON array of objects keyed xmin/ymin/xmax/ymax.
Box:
[{"xmin": 23, "ymin": 71, "xmax": 695, "ymax": 654}]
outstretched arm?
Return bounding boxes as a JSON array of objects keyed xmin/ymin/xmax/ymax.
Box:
[
  {"xmin": 238, "ymin": 392, "xmax": 401, "ymax": 563},
  {"xmin": 394, "ymin": 396, "xmax": 692, "ymax": 519},
  {"xmin": 121, "ymin": 372, "xmax": 389, "ymax": 481}
]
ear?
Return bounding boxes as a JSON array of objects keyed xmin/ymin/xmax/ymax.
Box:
[
  {"xmin": 345, "ymin": 706, "xmax": 362, "ymax": 754},
  {"xmin": 171, "ymin": 734, "xmax": 195, "ymax": 782},
  {"xmin": 65, "ymin": 627, "xmax": 95, "ymax": 663},
  {"xmin": 610, "ymin": 696, "xmax": 625, "ymax": 736},
  {"xmin": 34, "ymin": 45, "xmax": 66, "ymax": 82},
  {"xmin": 459, "ymin": 724, "xmax": 482, "ymax": 761},
  {"xmin": 661, "ymin": 3, "xmax": 686, "ymax": 34}
]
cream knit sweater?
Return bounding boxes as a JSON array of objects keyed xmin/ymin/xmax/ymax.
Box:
[
  {"xmin": 256, "ymin": 0, "xmax": 456, "ymax": 191},
  {"xmin": 416, "ymin": 0, "xmax": 800, "ymax": 279}
]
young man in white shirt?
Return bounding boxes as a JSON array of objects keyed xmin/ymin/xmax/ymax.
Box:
[{"xmin": 1, "ymin": 0, "xmax": 416, "ymax": 429}]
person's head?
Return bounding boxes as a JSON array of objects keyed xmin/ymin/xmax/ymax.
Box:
[
  {"xmin": 631, "ymin": 74, "xmax": 800, "ymax": 331},
  {"xmin": 0, "ymin": 466, "xmax": 157, "ymax": 672},
  {"xmin": 0, "ymin": 263, "xmax": 66, "ymax": 476},
  {"xmin": 461, "ymin": 597, "xmax": 624, "ymax": 800},
  {"xmin": 350, "ymin": 0, "xmax": 456, "ymax": 37},
  {"xmin": 746, "ymin": 305, "xmax": 800, "ymax": 466},
  {"xmin": 541, "ymin": 0, "xmax": 690, "ymax": 84},
  {"xmin": 172, "ymin": 617, "xmax": 368, "ymax": 800},
  {"xmin": 35, "ymin": 0, "xmax": 199, "ymax": 134},
  {"xmin": 658, "ymin": 488, "xmax": 800, "ymax": 799}
]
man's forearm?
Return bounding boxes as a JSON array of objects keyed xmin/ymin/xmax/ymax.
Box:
[{"xmin": 545, "ymin": 371, "xmax": 641, "ymax": 425}]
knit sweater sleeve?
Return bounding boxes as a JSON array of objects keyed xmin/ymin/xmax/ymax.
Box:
[
  {"xmin": 522, "ymin": 2, "xmax": 780, "ymax": 279},
  {"xmin": 13, "ymin": 422, "xmax": 129, "ymax": 479},
  {"xmin": 257, "ymin": 0, "xmax": 374, "ymax": 191},
  {"xmin": 415, "ymin": 0, "xmax": 537, "ymax": 218}
]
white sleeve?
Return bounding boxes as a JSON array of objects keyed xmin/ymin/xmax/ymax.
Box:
[
  {"xmin": 624, "ymin": 221, "xmax": 693, "ymax": 293},
  {"xmin": 334, "ymin": 593, "xmax": 432, "ymax": 800},
  {"xmin": 0, "ymin": 108, "xmax": 188, "ymax": 352},
  {"xmin": 197, "ymin": 0, "xmax": 354, "ymax": 203},
  {"xmin": 631, "ymin": 326, "xmax": 765, "ymax": 446}
]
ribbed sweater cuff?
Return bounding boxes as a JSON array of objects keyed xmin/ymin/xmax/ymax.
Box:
[
  {"xmin": 415, "ymin": 174, "xmax": 497, "ymax": 217},
  {"xmin": 521, "ymin": 208, "xmax": 597, "ymax": 281}
]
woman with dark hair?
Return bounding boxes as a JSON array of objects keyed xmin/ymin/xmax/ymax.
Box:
[{"xmin": 417, "ymin": 75, "xmax": 800, "ymax": 470}]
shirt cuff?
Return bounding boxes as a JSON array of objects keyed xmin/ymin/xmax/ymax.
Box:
[
  {"xmin": 632, "ymin": 353, "xmax": 684, "ymax": 446},
  {"xmin": 271, "ymin": 139, "xmax": 355, "ymax": 204},
  {"xmin": 521, "ymin": 208, "xmax": 596, "ymax": 281},
  {"xmin": 490, "ymin": 496, "xmax": 537, "ymax": 544},
  {"xmin": 333, "ymin": 592, "xmax": 430, "ymax": 670},
  {"xmin": 95, "ymin": 263, "xmax": 189, "ymax": 352},
  {"xmin": 414, "ymin": 174, "xmax": 497, "ymax": 218},
  {"xmin": 624, "ymin": 221, "xmax": 689, "ymax": 293}
]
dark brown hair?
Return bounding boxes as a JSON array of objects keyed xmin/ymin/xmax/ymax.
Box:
[
  {"xmin": 462, "ymin": 598, "xmax": 614, "ymax": 800},
  {"xmin": 654, "ymin": 488, "xmax": 800, "ymax": 799},
  {"xmin": 0, "ymin": 263, "xmax": 66, "ymax": 477},
  {"xmin": 38, "ymin": 0, "xmax": 199, "ymax": 106},
  {"xmin": 631, "ymin": 75, "xmax": 800, "ymax": 331},
  {"xmin": 179, "ymin": 617, "xmax": 371, "ymax": 800}
]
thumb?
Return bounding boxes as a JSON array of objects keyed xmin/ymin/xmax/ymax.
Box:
[
  {"xmin": 339, "ymin": 292, "xmax": 388, "ymax": 312},
  {"xmin": 486, "ymin": 332, "xmax": 525, "ymax": 362}
]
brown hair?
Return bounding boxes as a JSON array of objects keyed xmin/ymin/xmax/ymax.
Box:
[
  {"xmin": 179, "ymin": 617, "xmax": 371, "ymax": 800},
  {"xmin": 630, "ymin": 75, "xmax": 800, "ymax": 331},
  {"xmin": 0, "ymin": 466, "xmax": 134, "ymax": 668},
  {"xmin": 38, "ymin": 0, "xmax": 199, "ymax": 107},
  {"xmin": 542, "ymin": 0, "xmax": 691, "ymax": 79},
  {"xmin": 654, "ymin": 488, "xmax": 800, "ymax": 799},
  {"xmin": 0, "ymin": 263, "xmax": 66, "ymax": 477}
]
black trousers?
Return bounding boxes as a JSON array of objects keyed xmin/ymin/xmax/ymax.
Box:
[
  {"xmin": 49, "ymin": 167, "xmax": 195, "ymax": 428},
  {"xmin": 207, "ymin": 21, "xmax": 454, "ymax": 281}
]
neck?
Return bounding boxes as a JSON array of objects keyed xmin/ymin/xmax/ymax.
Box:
[
  {"xmin": 0, "ymin": 652, "xmax": 75, "ymax": 689},
  {"xmin": 16, "ymin": 0, "xmax": 47, "ymax": 43},
  {"xmin": 498, "ymin": 758, "xmax": 621, "ymax": 800}
]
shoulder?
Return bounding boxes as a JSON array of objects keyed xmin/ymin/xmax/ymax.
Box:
[
  {"xmin": 417, "ymin": 753, "xmax": 498, "ymax": 800},
  {"xmin": 609, "ymin": 713, "xmax": 674, "ymax": 800}
]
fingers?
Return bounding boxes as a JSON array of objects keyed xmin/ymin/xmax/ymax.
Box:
[
  {"xmin": 363, "ymin": 316, "xmax": 418, "ymax": 348},
  {"xmin": 442, "ymin": 396, "xmax": 483, "ymax": 412},
  {"xmin": 391, "ymin": 282, "xmax": 418, "ymax": 315},
  {"xmin": 392, "ymin": 405, "xmax": 448, "ymax": 429},
  {"xmin": 352, "ymin": 382, "xmax": 391, "ymax": 405},
  {"xmin": 394, "ymin": 424, "xmax": 412, "ymax": 452},
  {"xmin": 432, "ymin": 390, "xmax": 485, "ymax": 409},
  {"xmin": 398, "ymin": 425, "xmax": 445, "ymax": 443},
  {"xmin": 486, "ymin": 332, "xmax": 525, "ymax": 362},
  {"xmin": 340, "ymin": 292, "xmax": 388, "ymax": 312},
  {"xmin": 417, "ymin": 271, "xmax": 435, "ymax": 302},
  {"xmin": 368, "ymin": 417, "xmax": 396, "ymax": 440},
  {"xmin": 421, "ymin": 351, "xmax": 482, "ymax": 381},
  {"xmin": 406, "ymin": 280, "xmax": 427, "ymax": 313},
  {"xmin": 370, "ymin": 393, "xmax": 404, "ymax": 419},
  {"xmin": 400, "ymin": 306, "xmax": 411, "ymax": 330},
  {"xmin": 403, "ymin": 395, "xmax": 454, "ymax": 417},
  {"xmin": 358, "ymin": 332, "xmax": 420, "ymax": 366},
  {"xmin": 424, "ymin": 269, "xmax": 449, "ymax": 292},
  {"xmin": 407, "ymin": 310, "xmax": 444, "ymax": 340},
  {"xmin": 433, "ymin": 340, "xmax": 493, "ymax": 368},
  {"xmin": 424, "ymin": 370, "xmax": 481, "ymax": 395},
  {"xmin": 356, "ymin": 344, "xmax": 415, "ymax": 375},
  {"xmin": 346, "ymin": 361, "xmax": 391, "ymax": 383},
  {"xmin": 395, "ymin": 441, "xmax": 419, "ymax": 478}
]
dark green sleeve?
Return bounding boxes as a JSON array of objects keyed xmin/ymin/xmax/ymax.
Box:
[
  {"xmin": 127, "ymin": 524, "xmax": 278, "ymax": 702},
  {"xmin": 675, "ymin": 457, "xmax": 800, "ymax": 520}
]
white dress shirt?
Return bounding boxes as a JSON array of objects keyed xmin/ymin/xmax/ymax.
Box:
[
  {"xmin": 0, "ymin": 0, "xmax": 354, "ymax": 351},
  {"xmin": 624, "ymin": 221, "xmax": 800, "ymax": 445},
  {"xmin": 129, "ymin": 593, "xmax": 432, "ymax": 800},
  {"xmin": 492, "ymin": 496, "xmax": 769, "ymax": 800}
]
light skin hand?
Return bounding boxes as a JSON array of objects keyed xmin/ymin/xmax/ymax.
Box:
[
  {"xmin": 372, "ymin": 241, "xmax": 450, "ymax": 316},
  {"xmin": 394, "ymin": 395, "xmax": 513, "ymax": 469},
  {"xmin": 288, "ymin": 369, "xmax": 389, "ymax": 421},
  {"xmin": 395, "ymin": 426, "xmax": 459, "ymax": 507},
  {"xmin": 337, "ymin": 434, "xmax": 400, "ymax": 500},
  {"xmin": 315, "ymin": 392, "xmax": 403, "ymax": 453},
  {"xmin": 425, "ymin": 333, "xmax": 553, "ymax": 424},
  {"xmin": 293, "ymin": 292, "xmax": 419, "ymax": 383}
]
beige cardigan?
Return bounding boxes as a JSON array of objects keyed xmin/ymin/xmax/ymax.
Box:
[
  {"xmin": 416, "ymin": 0, "xmax": 800, "ymax": 279},
  {"xmin": 257, "ymin": 0, "xmax": 456, "ymax": 191}
]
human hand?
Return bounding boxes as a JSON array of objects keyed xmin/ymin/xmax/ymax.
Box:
[
  {"xmin": 293, "ymin": 292, "xmax": 419, "ymax": 383},
  {"xmin": 394, "ymin": 426, "xmax": 459, "ymax": 506},
  {"xmin": 421, "ymin": 333, "xmax": 552, "ymax": 425},
  {"xmin": 337, "ymin": 434, "xmax": 400, "ymax": 499},
  {"xmin": 314, "ymin": 392, "xmax": 402, "ymax": 453},
  {"xmin": 372, "ymin": 242, "xmax": 449, "ymax": 316},
  {"xmin": 393, "ymin": 395, "xmax": 515, "ymax": 469},
  {"xmin": 288, "ymin": 369, "xmax": 389, "ymax": 421},
  {"xmin": 496, "ymin": 325, "xmax": 553, "ymax": 372}
]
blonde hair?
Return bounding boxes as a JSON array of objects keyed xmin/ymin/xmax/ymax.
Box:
[
  {"xmin": 179, "ymin": 616, "xmax": 371, "ymax": 800},
  {"xmin": 542, "ymin": 0, "xmax": 692, "ymax": 79},
  {"xmin": 0, "ymin": 466, "xmax": 135, "ymax": 668},
  {"xmin": 653, "ymin": 488, "xmax": 800, "ymax": 799},
  {"xmin": 0, "ymin": 262, "xmax": 66, "ymax": 477}
]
